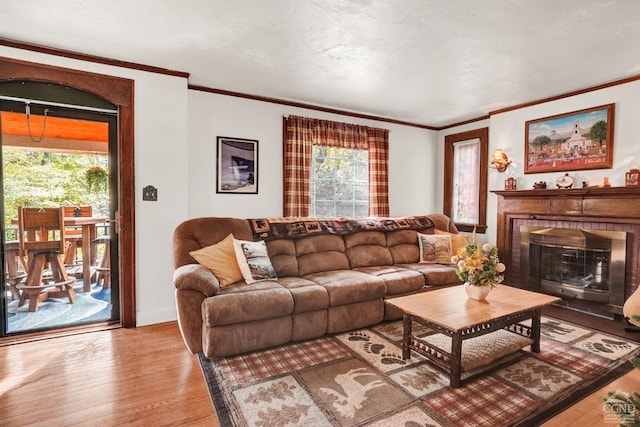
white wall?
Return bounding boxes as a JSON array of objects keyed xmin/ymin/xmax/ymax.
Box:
[
  {"xmin": 187, "ymin": 90, "xmax": 438, "ymax": 218},
  {"xmin": 0, "ymin": 46, "xmax": 190, "ymax": 326}
]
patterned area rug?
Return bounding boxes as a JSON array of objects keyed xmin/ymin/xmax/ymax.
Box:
[{"xmin": 198, "ymin": 316, "xmax": 639, "ymax": 426}]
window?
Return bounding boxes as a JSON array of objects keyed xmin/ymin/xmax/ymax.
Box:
[
  {"xmin": 311, "ymin": 145, "xmax": 369, "ymax": 217},
  {"xmin": 444, "ymin": 128, "xmax": 488, "ymax": 233},
  {"xmin": 283, "ymin": 115, "xmax": 389, "ymax": 218}
]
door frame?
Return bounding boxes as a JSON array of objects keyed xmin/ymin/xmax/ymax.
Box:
[{"xmin": 0, "ymin": 56, "xmax": 136, "ymax": 327}]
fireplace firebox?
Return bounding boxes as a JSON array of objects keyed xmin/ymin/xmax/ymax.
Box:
[{"xmin": 520, "ymin": 227, "xmax": 626, "ymax": 308}]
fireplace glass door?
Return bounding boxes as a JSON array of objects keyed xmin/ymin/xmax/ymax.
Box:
[{"xmin": 521, "ymin": 227, "xmax": 626, "ymax": 307}]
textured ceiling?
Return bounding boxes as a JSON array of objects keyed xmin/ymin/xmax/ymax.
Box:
[{"xmin": 2, "ymin": 0, "xmax": 640, "ymax": 127}]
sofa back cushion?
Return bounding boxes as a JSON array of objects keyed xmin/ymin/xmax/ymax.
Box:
[
  {"xmin": 344, "ymin": 231, "xmax": 393, "ymax": 268},
  {"xmin": 426, "ymin": 213, "xmax": 459, "ymax": 233},
  {"xmin": 266, "ymin": 239, "xmax": 299, "ymax": 277},
  {"xmin": 295, "ymin": 234, "xmax": 349, "ymax": 276},
  {"xmin": 173, "ymin": 217, "xmax": 253, "ymax": 268},
  {"xmin": 386, "ymin": 229, "xmax": 428, "ymax": 264}
]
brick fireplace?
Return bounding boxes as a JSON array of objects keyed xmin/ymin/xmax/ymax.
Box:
[{"xmin": 493, "ymin": 187, "xmax": 640, "ymax": 318}]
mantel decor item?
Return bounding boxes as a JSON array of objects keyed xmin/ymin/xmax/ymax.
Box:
[
  {"xmin": 533, "ymin": 181, "xmax": 547, "ymax": 189},
  {"xmin": 556, "ymin": 173, "xmax": 574, "ymax": 189},
  {"xmin": 625, "ymin": 167, "xmax": 640, "ymax": 187},
  {"xmin": 216, "ymin": 136, "xmax": 258, "ymax": 194},
  {"xmin": 504, "ymin": 176, "xmax": 517, "ymax": 190},
  {"xmin": 525, "ymin": 103, "xmax": 615, "ymax": 174},
  {"xmin": 451, "ymin": 228, "xmax": 505, "ymax": 300}
]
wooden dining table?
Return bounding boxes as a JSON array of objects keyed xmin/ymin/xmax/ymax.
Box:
[{"xmin": 11, "ymin": 216, "xmax": 108, "ymax": 293}]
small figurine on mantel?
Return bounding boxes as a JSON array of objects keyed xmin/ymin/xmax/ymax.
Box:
[
  {"xmin": 533, "ymin": 181, "xmax": 547, "ymax": 189},
  {"xmin": 504, "ymin": 176, "xmax": 517, "ymax": 190},
  {"xmin": 625, "ymin": 167, "xmax": 640, "ymax": 187}
]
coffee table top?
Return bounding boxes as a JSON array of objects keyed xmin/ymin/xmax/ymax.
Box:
[{"xmin": 386, "ymin": 285, "xmax": 560, "ymax": 332}]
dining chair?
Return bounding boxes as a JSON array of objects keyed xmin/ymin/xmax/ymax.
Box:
[
  {"xmin": 3, "ymin": 225, "xmax": 28, "ymax": 299},
  {"xmin": 4, "ymin": 240, "xmax": 26, "ymax": 300},
  {"xmin": 16, "ymin": 207, "xmax": 76, "ymax": 312},
  {"xmin": 93, "ymin": 235, "xmax": 111, "ymax": 289},
  {"xmin": 62, "ymin": 205, "xmax": 93, "ymax": 265}
]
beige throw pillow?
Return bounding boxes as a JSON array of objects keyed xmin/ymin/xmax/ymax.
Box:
[
  {"xmin": 189, "ymin": 233, "xmax": 243, "ymax": 287},
  {"xmin": 418, "ymin": 232, "xmax": 453, "ymax": 264}
]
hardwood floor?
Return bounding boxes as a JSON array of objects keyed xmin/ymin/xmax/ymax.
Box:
[
  {"xmin": 0, "ymin": 322, "xmax": 219, "ymax": 427},
  {"xmin": 543, "ymin": 368, "xmax": 640, "ymax": 426},
  {"xmin": 0, "ymin": 320, "xmax": 637, "ymax": 426}
]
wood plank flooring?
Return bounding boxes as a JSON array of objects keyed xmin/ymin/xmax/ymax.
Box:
[
  {"xmin": 543, "ymin": 368, "xmax": 640, "ymax": 426},
  {"xmin": 0, "ymin": 320, "xmax": 637, "ymax": 426},
  {"xmin": 0, "ymin": 322, "xmax": 218, "ymax": 427}
]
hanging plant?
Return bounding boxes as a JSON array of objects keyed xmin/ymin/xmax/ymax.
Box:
[{"xmin": 85, "ymin": 166, "xmax": 108, "ymax": 192}]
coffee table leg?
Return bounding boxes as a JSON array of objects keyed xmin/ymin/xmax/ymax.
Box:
[
  {"xmin": 402, "ymin": 314, "xmax": 412, "ymax": 359},
  {"xmin": 531, "ymin": 309, "xmax": 542, "ymax": 353},
  {"xmin": 450, "ymin": 332, "xmax": 462, "ymax": 387}
]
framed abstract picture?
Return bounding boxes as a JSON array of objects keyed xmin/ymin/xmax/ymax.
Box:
[
  {"xmin": 524, "ymin": 103, "xmax": 615, "ymax": 174},
  {"xmin": 216, "ymin": 136, "xmax": 258, "ymax": 194}
]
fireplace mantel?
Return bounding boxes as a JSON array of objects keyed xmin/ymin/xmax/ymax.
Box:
[{"xmin": 492, "ymin": 186, "xmax": 640, "ymax": 314}]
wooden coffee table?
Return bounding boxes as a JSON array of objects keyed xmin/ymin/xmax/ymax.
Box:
[{"xmin": 386, "ymin": 285, "xmax": 560, "ymax": 387}]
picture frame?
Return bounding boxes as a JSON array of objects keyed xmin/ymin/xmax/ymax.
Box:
[
  {"xmin": 524, "ymin": 103, "xmax": 615, "ymax": 174},
  {"xmin": 216, "ymin": 136, "xmax": 258, "ymax": 194}
]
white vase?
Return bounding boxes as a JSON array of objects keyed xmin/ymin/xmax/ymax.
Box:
[{"xmin": 465, "ymin": 282, "xmax": 491, "ymax": 301}]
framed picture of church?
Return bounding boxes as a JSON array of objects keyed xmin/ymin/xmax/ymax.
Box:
[
  {"xmin": 524, "ymin": 103, "xmax": 615, "ymax": 174},
  {"xmin": 216, "ymin": 136, "xmax": 258, "ymax": 194}
]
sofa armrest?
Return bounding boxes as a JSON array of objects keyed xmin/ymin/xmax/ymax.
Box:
[{"xmin": 173, "ymin": 264, "xmax": 221, "ymax": 297}]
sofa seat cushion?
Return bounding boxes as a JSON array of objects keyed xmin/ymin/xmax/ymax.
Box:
[
  {"xmin": 276, "ymin": 276, "xmax": 329, "ymax": 313},
  {"xmin": 303, "ymin": 270, "xmax": 386, "ymax": 306},
  {"xmin": 203, "ymin": 316, "xmax": 292, "ymax": 358},
  {"xmin": 399, "ymin": 263, "xmax": 460, "ymax": 286},
  {"xmin": 202, "ymin": 281, "xmax": 293, "ymax": 326},
  {"xmin": 355, "ymin": 266, "xmax": 425, "ymax": 295}
]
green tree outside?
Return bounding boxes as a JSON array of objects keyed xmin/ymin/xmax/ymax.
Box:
[{"xmin": 2, "ymin": 149, "xmax": 108, "ymax": 230}]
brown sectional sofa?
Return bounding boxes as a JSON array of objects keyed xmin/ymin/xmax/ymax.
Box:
[{"xmin": 173, "ymin": 214, "xmax": 462, "ymax": 358}]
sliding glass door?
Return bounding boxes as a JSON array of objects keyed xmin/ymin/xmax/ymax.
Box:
[{"xmin": 0, "ymin": 82, "xmax": 120, "ymax": 336}]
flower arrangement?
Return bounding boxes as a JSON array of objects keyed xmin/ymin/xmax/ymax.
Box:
[{"xmin": 451, "ymin": 229, "xmax": 506, "ymax": 287}]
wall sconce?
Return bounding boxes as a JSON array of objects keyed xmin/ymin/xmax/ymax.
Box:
[{"xmin": 490, "ymin": 149, "xmax": 512, "ymax": 173}]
